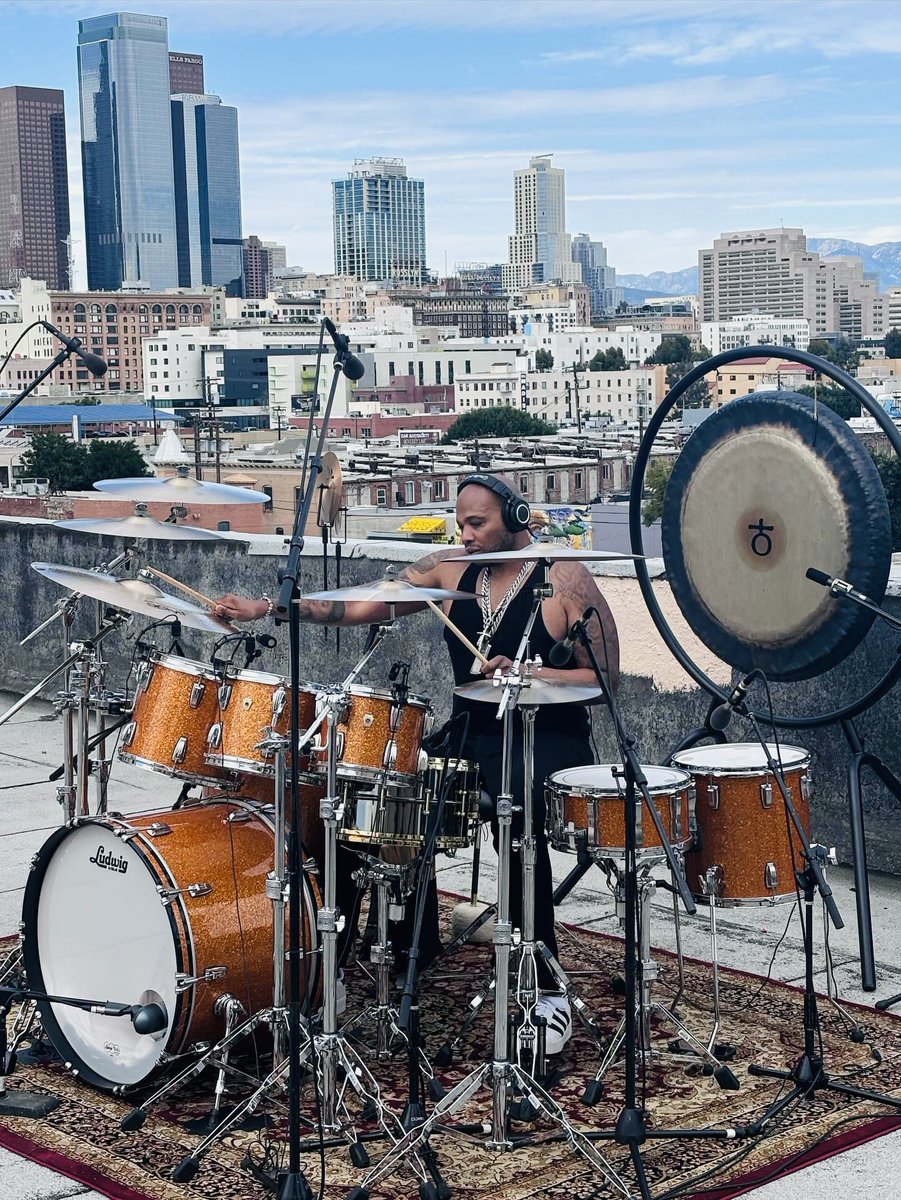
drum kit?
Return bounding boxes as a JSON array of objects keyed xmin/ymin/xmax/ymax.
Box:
[{"xmin": 0, "ymin": 469, "xmax": 878, "ymax": 1200}]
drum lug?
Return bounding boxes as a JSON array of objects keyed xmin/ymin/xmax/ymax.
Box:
[
  {"xmin": 146, "ymin": 822, "xmax": 172, "ymax": 837},
  {"xmin": 707, "ymin": 782, "xmax": 720, "ymax": 810},
  {"xmin": 272, "ymin": 686, "xmax": 287, "ymax": 721},
  {"xmin": 207, "ymin": 723, "xmax": 222, "ymax": 750},
  {"xmin": 227, "ymin": 809, "xmax": 254, "ymax": 823},
  {"xmin": 218, "ymin": 683, "xmax": 232, "ymax": 710},
  {"xmin": 702, "ymin": 864, "xmax": 725, "ymax": 897},
  {"xmin": 158, "ymin": 882, "xmax": 213, "ymax": 905},
  {"xmin": 175, "ymin": 965, "xmax": 226, "ymax": 992},
  {"xmin": 189, "ymin": 681, "xmax": 206, "ymax": 709},
  {"xmin": 802, "ymin": 773, "xmax": 813, "ymax": 802},
  {"xmin": 383, "ymin": 740, "xmax": 398, "ymax": 769},
  {"xmin": 764, "ymin": 862, "xmax": 779, "ymax": 891},
  {"xmin": 121, "ymin": 720, "xmax": 136, "ymax": 748},
  {"xmin": 760, "ymin": 781, "xmax": 774, "ymax": 809},
  {"xmin": 172, "ymin": 737, "xmax": 189, "ymax": 765},
  {"xmin": 135, "ymin": 661, "xmax": 151, "ymax": 694},
  {"xmin": 389, "ymin": 704, "xmax": 402, "ymax": 733}
]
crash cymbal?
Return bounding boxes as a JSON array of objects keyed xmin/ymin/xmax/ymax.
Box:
[
  {"xmin": 32, "ymin": 562, "xmax": 237, "ymax": 633},
  {"xmin": 447, "ymin": 544, "xmax": 645, "ymax": 564},
  {"xmin": 301, "ymin": 576, "xmax": 479, "ymax": 604},
  {"xmin": 93, "ymin": 465, "xmax": 268, "ymax": 505},
  {"xmin": 454, "ymin": 677, "xmax": 603, "ymax": 705},
  {"xmin": 317, "ymin": 451, "xmax": 344, "ymax": 531},
  {"xmin": 55, "ymin": 509, "xmax": 223, "ymax": 541}
]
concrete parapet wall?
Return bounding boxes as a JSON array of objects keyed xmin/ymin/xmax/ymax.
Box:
[{"xmin": 5, "ymin": 519, "xmax": 901, "ymax": 873}]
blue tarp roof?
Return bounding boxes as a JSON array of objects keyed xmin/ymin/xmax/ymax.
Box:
[{"xmin": 0, "ymin": 404, "xmax": 183, "ymax": 427}]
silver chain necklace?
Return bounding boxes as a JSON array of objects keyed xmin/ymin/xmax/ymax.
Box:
[{"xmin": 471, "ymin": 562, "xmax": 535, "ymax": 672}]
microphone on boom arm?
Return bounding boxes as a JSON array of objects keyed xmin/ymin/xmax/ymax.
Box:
[
  {"xmin": 40, "ymin": 320, "xmax": 108, "ymax": 376},
  {"xmin": 323, "ymin": 318, "xmax": 365, "ymax": 381},
  {"xmin": 709, "ymin": 669, "xmax": 762, "ymax": 731}
]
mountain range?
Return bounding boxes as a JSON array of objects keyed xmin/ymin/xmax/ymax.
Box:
[{"xmin": 618, "ymin": 238, "xmax": 901, "ymax": 298}]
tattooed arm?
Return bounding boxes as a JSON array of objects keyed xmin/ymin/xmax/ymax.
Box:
[
  {"xmin": 214, "ymin": 546, "xmax": 463, "ymax": 627},
  {"xmin": 545, "ymin": 561, "xmax": 620, "ymax": 690}
]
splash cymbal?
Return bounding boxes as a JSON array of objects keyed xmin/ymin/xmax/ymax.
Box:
[
  {"xmin": 32, "ymin": 562, "xmax": 237, "ymax": 633},
  {"xmin": 317, "ymin": 451, "xmax": 344, "ymax": 531},
  {"xmin": 454, "ymin": 677, "xmax": 603, "ymax": 705}
]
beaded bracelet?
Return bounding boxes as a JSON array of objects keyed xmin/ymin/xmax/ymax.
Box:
[{"xmin": 260, "ymin": 594, "xmax": 274, "ymax": 619}]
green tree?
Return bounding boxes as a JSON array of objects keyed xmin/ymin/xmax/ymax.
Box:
[
  {"xmin": 666, "ymin": 361, "xmax": 710, "ymax": 409},
  {"xmin": 807, "ymin": 336, "xmax": 861, "ymax": 374},
  {"xmin": 642, "ymin": 459, "xmax": 674, "ymax": 526},
  {"xmin": 17, "ymin": 431, "xmax": 91, "ymax": 492},
  {"xmin": 796, "ymin": 383, "xmax": 860, "ymax": 420},
  {"xmin": 84, "ymin": 439, "xmax": 151, "ymax": 483},
  {"xmin": 693, "ymin": 343, "xmax": 712, "ymax": 362},
  {"xmin": 884, "ymin": 329, "xmax": 901, "ymax": 359},
  {"xmin": 535, "ymin": 348, "xmax": 554, "ymax": 371},
  {"xmin": 440, "ymin": 407, "xmax": 557, "ymax": 443},
  {"xmin": 645, "ymin": 334, "xmax": 693, "ymax": 365},
  {"xmin": 588, "ymin": 346, "xmax": 627, "ymax": 371},
  {"xmin": 871, "ymin": 452, "xmax": 901, "ymax": 550}
]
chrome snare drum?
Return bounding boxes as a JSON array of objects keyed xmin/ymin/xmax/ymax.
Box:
[
  {"xmin": 119, "ymin": 653, "xmax": 227, "ymax": 787},
  {"xmin": 423, "ymin": 757, "xmax": 481, "ymax": 850},
  {"xmin": 672, "ymin": 743, "xmax": 812, "ymax": 905},
  {"xmin": 312, "ymin": 685, "xmax": 431, "ymax": 786},
  {"xmin": 547, "ymin": 764, "xmax": 694, "ymax": 859}
]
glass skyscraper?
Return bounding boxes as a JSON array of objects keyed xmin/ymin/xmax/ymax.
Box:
[
  {"xmin": 171, "ymin": 95, "xmax": 243, "ymax": 295},
  {"xmin": 78, "ymin": 12, "xmax": 178, "ymax": 291},
  {"xmin": 333, "ymin": 158, "xmax": 426, "ymax": 286}
]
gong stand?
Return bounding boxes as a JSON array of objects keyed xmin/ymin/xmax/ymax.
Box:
[{"xmin": 628, "ymin": 344, "xmax": 901, "ymax": 992}]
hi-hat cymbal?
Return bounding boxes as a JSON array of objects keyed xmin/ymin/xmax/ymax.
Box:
[
  {"xmin": 454, "ymin": 677, "xmax": 603, "ymax": 705},
  {"xmin": 301, "ymin": 576, "xmax": 479, "ymax": 604},
  {"xmin": 93, "ymin": 466, "xmax": 268, "ymax": 506},
  {"xmin": 447, "ymin": 544, "xmax": 644, "ymax": 564},
  {"xmin": 32, "ymin": 562, "xmax": 237, "ymax": 633},
  {"xmin": 55, "ymin": 511, "xmax": 222, "ymax": 541}
]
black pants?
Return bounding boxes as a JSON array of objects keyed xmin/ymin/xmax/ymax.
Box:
[{"xmin": 469, "ymin": 728, "xmax": 593, "ymax": 986}]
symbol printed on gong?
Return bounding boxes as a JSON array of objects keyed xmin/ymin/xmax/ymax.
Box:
[{"xmin": 748, "ymin": 518, "xmax": 775, "ymax": 557}]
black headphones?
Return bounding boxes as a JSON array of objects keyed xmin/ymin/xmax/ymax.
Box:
[{"xmin": 458, "ymin": 474, "xmax": 531, "ymax": 534}]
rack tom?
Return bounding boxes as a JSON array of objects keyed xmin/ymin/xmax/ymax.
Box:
[
  {"xmin": 546, "ymin": 764, "xmax": 694, "ymax": 860},
  {"xmin": 672, "ymin": 743, "xmax": 812, "ymax": 905},
  {"xmin": 311, "ymin": 685, "xmax": 431, "ymax": 786},
  {"xmin": 205, "ymin": 669, "xmax": 318, "ymax": 777}
]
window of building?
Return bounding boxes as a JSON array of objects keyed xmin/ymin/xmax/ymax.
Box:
[
  {"xmin": 405, "ymin": 481, "xmax": 416, "ymax": 504},
  {"xmin": 435, "ymin": 362, "xmax": 441, "ymax": 385},
  {"xmin": 464, "ymin": 360, "xmax": 471, "ymax": 374},
  {"xmin": 376, "ymin": 486, "xmax": 387, "ymax": 505},
  {"xmin": 448, "ymin": 362, "xmax": 454, "ymax": 385},
  {"xmin": 574, "ymin": 470, "xmax": 583, "ymax": 490},
  {"xmin": 262, "ymin": 485, "xmax": 274, "ymax": 512},
  {"xmin": 388, "ymin": 360, "xmax": 395, "ymax": 378},
  {"xmin": 546, "ymin": 473, "xmax": 556, "ymax": 490},
  {"xmin": 434, "ymin": 479, "xmax": 446, "ymax": 500}
]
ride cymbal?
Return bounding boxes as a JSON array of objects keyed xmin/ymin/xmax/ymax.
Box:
[
  {"xmin": 93, "ymin": 465, "xmax": 268, "ymax": 506},
  {"xmin": 56, "ymin": 511, "xmax": 222, "ymax": 541},
  {"xmin": 32, "ymin": 562, "xmax": 237, "ymax": 633},
  {"xmin": 448, "ymin": 544, "xmax": 644, "ymax": 564},
  {"xmin": 454, "ymin": 677, "xmax": 603, "ymax": 705},
  {"xmin": 301, "ymin": 576, "xmax": 479, "ymax": 604}
]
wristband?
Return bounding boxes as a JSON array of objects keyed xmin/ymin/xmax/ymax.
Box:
[{"xmin": 260, "ymin": 594, "xmax": 274, "ymax": 619}]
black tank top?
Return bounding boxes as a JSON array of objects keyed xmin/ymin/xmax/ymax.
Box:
[{"xmin": 444, "ymin": 561, "xmax": 591, "ymax": 738}]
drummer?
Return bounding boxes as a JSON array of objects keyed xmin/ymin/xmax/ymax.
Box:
[{"xmin": 215, "ymin": 473, "xmax": 619, "ymax": 1055}]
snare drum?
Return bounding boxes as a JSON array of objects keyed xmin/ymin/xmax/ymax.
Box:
[
  {"xmin": 672, "ymin": 743, "xmax": 812, "ymax": 905},
  {"xmin": 423, "ymin": 758, "xmax": 481, "ymax": 850},
  {"xmin": 120, "ymin": 653, "xmax": 228, "ymax": 786},
  {"xmin": 546, "ymin": 764, "xmax": 694, "ymax": 859},
  {"xmin": 21, "ymin": 799, "xmax": 320, "ymax": 1091},
  {"xmin": 340, "ymin": 780, "xmax": 427, "ymax": 846},
  {"xmin": 312, "ymin": 685, "xmax": 432, "ymax": 786},
  {"xmin": 205, "ymin": 669, "xmax": 318, "ymax": 777}
]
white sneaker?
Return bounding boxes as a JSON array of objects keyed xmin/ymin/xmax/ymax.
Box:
[{"xmin": 535, "ymin": 993, "xmax": 572, "ymax": 1055}]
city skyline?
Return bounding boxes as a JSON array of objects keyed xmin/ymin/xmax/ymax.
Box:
[{"xmin": 5, "ymin": 0, "xmax": 901, "ymax": 286}]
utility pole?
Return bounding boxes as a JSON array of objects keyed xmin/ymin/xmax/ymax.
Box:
[{"xmin": 571, "ymin": 362, "xmax": 582, "ymax": 435}]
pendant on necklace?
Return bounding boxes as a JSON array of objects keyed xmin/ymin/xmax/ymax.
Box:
[{"xmin": 471, "ymin": 630, "xmax": 492, "ymax": 675}]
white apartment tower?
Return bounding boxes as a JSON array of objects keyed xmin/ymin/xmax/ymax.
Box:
[
  {"xmin": 503, "ymin": 156, "xmax": 581, "ymax": 292},
  {"xmin": 699, "ymin": 228, "xmax": 885, "ymax": 338},
  {"xmin": 332, "ymin": 158, "xmax": 426, "ymax": 286}
]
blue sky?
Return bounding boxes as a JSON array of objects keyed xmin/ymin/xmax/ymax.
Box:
[{"xmin": 5, "ymin": 0, "xmax": 901, "ymax": 284}]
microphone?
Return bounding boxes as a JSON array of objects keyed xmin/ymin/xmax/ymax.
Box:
[
  {"xmin": 255, "ymin": 632, "xmax": 277, "ymax": 649},
  {"xmin": 548, "ymin": 607, "xmax": 596, "ymax": 667},
  {"xmin": 323, "ymin": 317, "xmax": 365, "ymax": 381},
  {"xmin": 130, "ymin": 1001, "xmax": 168, "ymax": 1035},
  {"xmin": 709, "ymin": 670, "xmax": 760, "ymax": 731},
  {"xmin": 806, "ymin": 566, "xmax": 871, "ymax": 605},
  {"xmin": 40, "ymin": 320, "xmax": 108, "ymax": 377}
]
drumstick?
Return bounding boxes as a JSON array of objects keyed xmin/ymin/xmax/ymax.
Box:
[
  {"xmin": 424, "ymin": 599, "xmax": 490, "ymax": 667},
  {"xmin": 139, "ymin": 565, "xmax": 215, "ymax": 609}
]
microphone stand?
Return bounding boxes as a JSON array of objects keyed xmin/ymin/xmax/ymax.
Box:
[
  {"xmin": 725, "ymin": 688, "xmax": 901, "ymax": 1121},
  {"xmin": 273, "ymin": 336, "xmax": 354, "ymax": 1200}
]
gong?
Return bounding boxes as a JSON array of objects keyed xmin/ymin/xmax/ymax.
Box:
[{"xmin": 661, "ymin": 391, "xmax": 891, "ymax": 682}]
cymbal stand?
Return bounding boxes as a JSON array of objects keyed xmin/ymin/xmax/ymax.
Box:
[{"xmin": 348, "ymin": 666, "xmax": 631, "ymax": 1200}]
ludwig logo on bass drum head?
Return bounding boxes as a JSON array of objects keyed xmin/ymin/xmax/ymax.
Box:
[{"xmin": 89, "ymin": 844, "xmax": 129, "ymax": 874}]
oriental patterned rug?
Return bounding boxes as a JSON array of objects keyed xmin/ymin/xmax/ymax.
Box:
[{"xmin": 2, "ymin": 902, "xmax": 901, "ymax": 1200}]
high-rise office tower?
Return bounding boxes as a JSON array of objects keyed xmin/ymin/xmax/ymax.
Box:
[
  {"xmin": 78, "ymin": 11, "xmax": 178, "ymax": 290},
  {"xmin": 572, "ymin": 234, "xmax": 623, "ymax": 317},
  {"xmin": 503, "ymin": 155, "xmax": 581, "ymax": 291},
  {"xmin": 168, "ymin": 51, "xmax": 204, "ymax": 94},
  {"xmin": 0, "ymin": 87, "xmax": 71, "ymax": 288},
  {"xmin": 332, "ymin": 158, "xmax": 426, "ymax": 286},
  {"xmin": 171, "ymin": 94, "xmax": 243, "ymax": 294}
]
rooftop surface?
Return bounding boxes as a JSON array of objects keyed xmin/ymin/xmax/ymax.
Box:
[{"xmin": 1, "ymin": 690, "xmax": 901, "ymax": 1199}]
